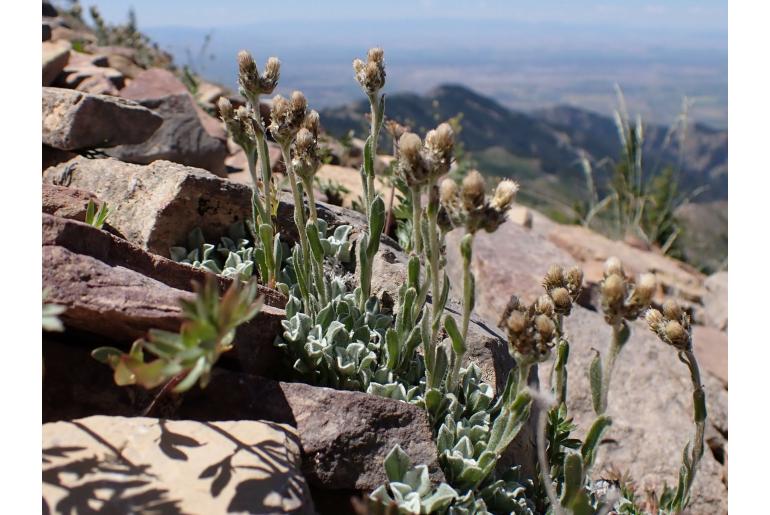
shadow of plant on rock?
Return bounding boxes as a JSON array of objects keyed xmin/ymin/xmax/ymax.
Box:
[{"xmin": 42, "ymin": 421, "xmax": 184, "ymax": 514}]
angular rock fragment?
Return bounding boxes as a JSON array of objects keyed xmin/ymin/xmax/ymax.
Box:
[
  {"xmin": 106, "ymin": 93, "xmax": 227, "ymax": 176},
  {"xmin": 42, "ymin": 40, "xmax": 70, "ymax": 86},
  {"xmin": 42, "ymin": 87, "xmax": 162, "ymax": 150},
  {"xmin": 42, "ymin": 241, "xmax": 284, "ymax": 370},
  {"xmin": 43, "ymin": 157, "xmax": 252, "ymax": 255}
]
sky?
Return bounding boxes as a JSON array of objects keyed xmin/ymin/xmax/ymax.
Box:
[
  {"xmin": 82, "ymin": 0, "xmax": 727, "ymax": 31},
  {"xmin": 73, "ymin": 1, "xmax": 727, "ymax": 127}
]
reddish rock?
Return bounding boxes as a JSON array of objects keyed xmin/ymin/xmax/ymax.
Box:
[
  {"xmin": 41, "ymin": 213, "xmax": 285, "ymax": 308},
  {"xmin": 42, "ymin": 243, "xmax": 284, "ymax": 371}
]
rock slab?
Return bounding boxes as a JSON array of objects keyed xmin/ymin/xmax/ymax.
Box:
[
  {"xmin": 42, "ymin": 87, "xmax": 162, "ymax": 151},
  {"xmin": 43, "ymin": 157, "xmax": 252, "ymax": 256},
  {"xmin": 42, "ymin": 416, "xmax": 314, "ymax": 514}
]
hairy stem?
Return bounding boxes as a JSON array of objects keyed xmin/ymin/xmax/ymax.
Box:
[
  {"xmin": 301, "ymin": 176, "xmax": 319, "ymax": 224},
  {"xmin": 281, "ymin": 143, "xmax": 316, "ymax": 306},
  {"xmin": 426, "ymin": 185, "xmax": 442, "ymax": 363},
  {"xmin": 411, "ymin": 186, "xmax": 422, "ymax": 254},
  {"xmin": 536, "ymin": 396, "xmax": 565, "ymax": 515},
  {"xmin": 461, "ymin": 232, "xmax": 474, "ymax": 340},
  {"xmin": 600, "ymin": 323, "xmax": 623, "ymax": 413}
]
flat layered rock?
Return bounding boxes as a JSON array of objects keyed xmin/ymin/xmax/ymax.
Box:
[
  {"xmin": 43, "ymin": 416, "xmax": 314, "ymax": 514},
  {"xmin": 106, "ymin": 93, "xmax": 227, "ymax": 177},
  {"xmin": 42, "ymin": 87, "xmax": 162, "ymax": 151},
  {"xmin": 41, "ymin": 213, "xmax": 285, "ymax": 308},
  {"xmin": 42, "ymin": 242, "xmax": 284, "ymax": 371},
  {"xmin": 43, "ymin": 157, "xmax": 253, "ymax": 256},
  {"xmin": 538, "ymin": 306, "xmax": 728, "ymax": 515}
]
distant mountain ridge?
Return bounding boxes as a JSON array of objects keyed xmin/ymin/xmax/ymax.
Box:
[{"xmin": 319, "ymin": 84, "xmax": 727, "ymax": 202}]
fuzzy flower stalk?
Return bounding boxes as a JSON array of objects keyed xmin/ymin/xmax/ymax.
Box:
[
  {"xmin": 270, "ymin": 91, "xmax": 328, "ymax": 308},
  {"xmin": 645, "ymin": 300, "xmax": 706, "ymax": 513},
  {"xmin": 352, "ymin": 48, "xmax": 388, "ymax": 311},
  {"xmin": 395, "ymin": 123, "xmax": 455, "ymax": 387},
  {"xmin": 219, "ymin": 50, "xmax": 281, "ymax": 287},
  {"xmin": 439, "ymin": 171, "xmax": 518, "ymax": 392},
  {"xmin": 593, "ymin": 257, "xmax": 657, "ymax": 415},
  {"xmin": 353, "ymin": 47, "xmax": 386, "ymax": 213}
]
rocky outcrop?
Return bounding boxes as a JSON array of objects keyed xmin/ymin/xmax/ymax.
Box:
[
  {"xmin": 109, "ymin": 68, "xmax": 228, "ymax": 175},
  {"xmin": 43, "ymin": 157, "xmax": 253, "ymax": 256},
  {"xmin": 42, "ymin": 234, "xmax": 284, "ymax": 372},
  {"xmin": 42, "ymin": 88, "xmax": 162, "ymax": 151},
  {"xmin": 41, "ymin": 213, "xmax": 284, "ymax": 308},
  {"xmin": 106, "ymin": 93, "xmax": 228, "ymax": 177},
  {"xmin": 42, "ymin": 341, "xmax": 443, "ymax": 494},
  {"xmin": 43, "ymin": 416, "xmax": 314, "ymax": 514}
]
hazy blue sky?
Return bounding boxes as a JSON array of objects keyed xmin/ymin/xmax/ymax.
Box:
[{"xmin": 85, "ymin": 0, "xmax": 726, "ymax": 31}]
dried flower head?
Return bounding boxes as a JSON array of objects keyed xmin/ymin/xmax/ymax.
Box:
[
  {"xmin": 439, "ymin": 178, "xmax": 459, "ymax": 207},
  {"xmin": 353, "ymin": 47, "xmax": 386, "ymax": 95},
  {"xmin": 535, "ymin": 294, "xmax": 555, "ymax": 317},
  {"xmin": 491, "ymin": 180, "xmax": 519, "ymax": 211},
  {"xmin": 260, "ymin": 57, "xmax": 280, "ymax": 94},
  {"xmin": 566, "ymin": 266, "xmax": 584, "ymax": 293},
  {"xmin": 219, "ymin": 98, "xmax": 257, "ymax": 150},
  {"xmin": 237, "ymin": 51, "xmax": 280, "ymax": 98},
  {"xmin": 604, "ymin": 256, "xmax": 624, "ymax": 278},
  {"xmin": 540, "ymin": 264, "xmax": 582, "ymax": 316},
  {"xmin": 600, "ymin": 257, "xmax": 655, "ymax": 325},
  {"xmin": 550, "ymin": 287, "xmax": 572, "ymax": 314},
  {"xmin": 237, "ymin": 50, "xmax": 260, "ymax": 95},
  {"xmin": 662, "ymin": 299, "xmax": 683, "ymax": 321},
  {"xmin": 385, "ymin": 119, "xmax": 409, "ymax": 146},
  {"xmin": 461, "ymin": 170, "xmax": 486, "ymax": 211},
  {"xmin": 503, "ymin": 298, "xmax": 561, "ymax": 364},
  {"xmin": 634, "ymin": 273, "xmax": 657, "ymax": 305},
  {"xmin": 644, "ymin": 308, "xmax": 665, "ymax": 329},
  {"xmin": 396, "ymin": 132, "xmax": 431, "ymax": 187},
  {"xmin": 645, "ymin": 304, "xmax": 692, "ymax": 351},
  {"xmin": 302, "ymin": 110, "xmax": 320, "ymax": 138},
  {"xmin": 292, "ymin": 127, "xmax": 320, "ymax": 180},
  {"xmin": 269, "ymin": 92, "xmax": 308, "ymax": 145}
]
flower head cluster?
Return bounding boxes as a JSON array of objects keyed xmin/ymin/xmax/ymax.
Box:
[
  {"xmin": 269, "ymin": 91, "xmax": 308, "ymax": 146},
  {"xmin": 599, "ymin": 257, "xmax": 657, "ymax": 326},
  {"xmin": 541, "ymin": 264, "xmax": 584, "ymax": 316},
  {"xmin": 645, "ymin": 300, "xmax": 692, "ymax": 351},
  {"xmin": 352, "ymin": 47, "xmax": 385, "ymax": 96},
  {"xmin": 292, "ymin": 110, "xmax": 322, "ymax": 181},
  {"xmin": 438, "ymin": 170, "xmax": 519, "ymax": 234},
  {"xmin": 396, "ymin": 123, "xmax": 455, "ymax": 187},
  {"xmin": 218, "ymin": 97, "xmax": 259, "ymax": 149},
  {"xmin": 501, "ymin": 294, "xmax": 562, "ymax": 365},
  {"xmin": 237, "ymin": 51, "xmax": 280, "ymax": 98}
]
